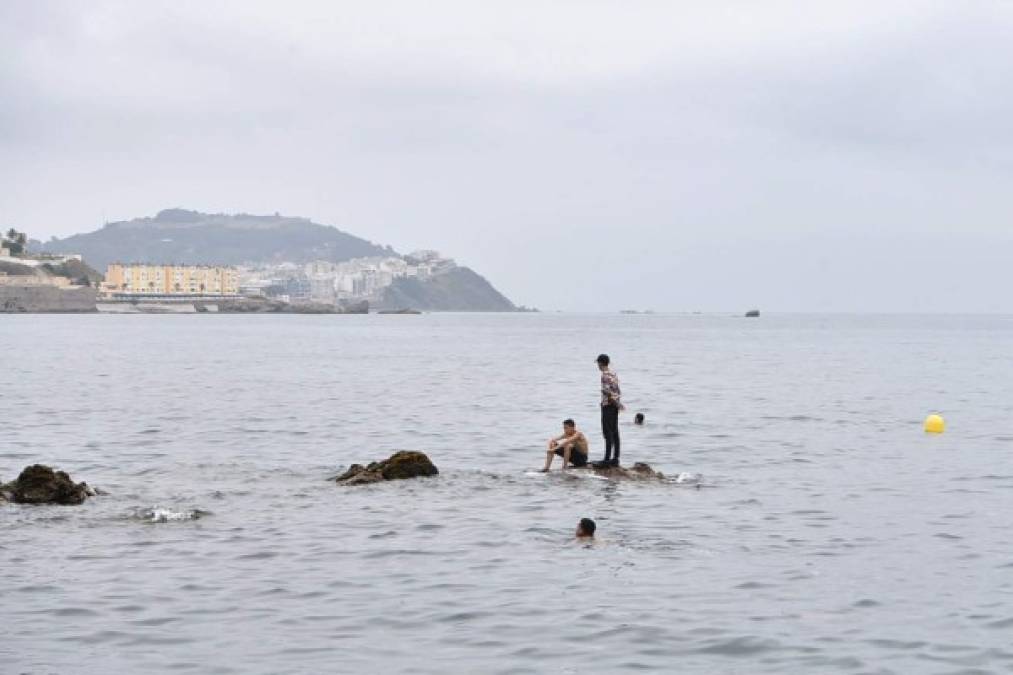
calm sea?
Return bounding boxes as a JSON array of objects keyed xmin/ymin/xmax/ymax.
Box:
[{"xmin": 4, "ymin": 313, "xmax": 1013, "ymax": 674}]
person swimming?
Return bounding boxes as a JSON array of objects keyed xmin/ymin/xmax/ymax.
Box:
[
  {"xmin": 541, "ymin": 418, "xmax": 589, "ymax": 471},
  {"xmin": 576, "ymin": 518, "xmax": 596, "ymax": 538},
  {"xmin": 634, "ymin": 412, "xmax": 645, "ymax": 425}
]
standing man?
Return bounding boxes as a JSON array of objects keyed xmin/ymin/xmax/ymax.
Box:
[{"xmin": 595, "ymin": 353, "xmax": 624, "ymax": 467}]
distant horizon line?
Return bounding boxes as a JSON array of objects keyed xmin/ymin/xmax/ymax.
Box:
[{"xmin": 436, "ymin": 310, "xmax": 1013, "ymax": 316}]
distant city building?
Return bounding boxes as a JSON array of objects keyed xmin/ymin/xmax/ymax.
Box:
[
  {"xmin": 408, "ymin": 249, "xmax": 441, "ymax": 262},
  {"xmin": 103, "ymin": 263, "xmax": 239, "ymax": 296},
  {"xmin": 238, "ymin": 252, "xmax": 456, "ymax": 306}
]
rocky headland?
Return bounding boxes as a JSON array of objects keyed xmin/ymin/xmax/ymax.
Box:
[{"xmin": 40, "ymin": 209, "xmax": 517, "ymax": 312}]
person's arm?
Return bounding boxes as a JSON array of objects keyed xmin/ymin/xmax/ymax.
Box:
[{"xmin": 555, "ymin": 435, "xmax": 576, "ymax": 450}]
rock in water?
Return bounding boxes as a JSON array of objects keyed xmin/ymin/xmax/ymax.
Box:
[
  {"xmin": 334, "ymin": 462, "xmax": 392, "ymax": 486},
  {"xmin": 379, "ymin": 451, "xmax": 439, "ymax": 480},
  {"xmin": 335, "ymin": 451, "xmax": 439, "ymax": 486},
  {"xmin": 7, "ymin": 464, "xmax": 94, "ymax": 505},
  {"xmin": 591, "ymin": 462, "xmax": 666, "ymax": 480}
]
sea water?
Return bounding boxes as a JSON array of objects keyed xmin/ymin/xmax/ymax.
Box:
[{"xmin": 3, "ymin": 313, "xmax": 1013, "ymax": 673}]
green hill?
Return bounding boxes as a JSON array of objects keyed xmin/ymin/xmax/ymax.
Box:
[
  {"xmin": 38, "ymin": 209, "xmax": 517, "ymax": 311},
  {"xmin": 41, "ymin": 209, "xmax": 393, "ymax": 268}
]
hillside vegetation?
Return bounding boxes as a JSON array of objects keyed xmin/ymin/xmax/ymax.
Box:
[
  {"xmin": 378, "ymin": 267, "xmax": 515, "ymax": 312},
  {"xmin": 42, "ymin": 209, "xmax": 393, "ymax": 268},
  {"xmin": 38, "ymin": 209, "xmax": 517, "ymax": 311}
]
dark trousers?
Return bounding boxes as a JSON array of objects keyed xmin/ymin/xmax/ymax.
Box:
[
  {"xmin": 553, "ymin": 447, "xmax": 589, "ymax": 467},
  {"xmin": 601, "ymin": 404, "xmax": 620, "ymax": 461}
]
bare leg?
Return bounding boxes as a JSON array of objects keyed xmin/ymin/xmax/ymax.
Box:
[
  {"xmin": 542, "ymin": 439, "xmax": 559, "ymax": 470},
  {"xmin": 562, "ymin": 445, "xmax": 572, "ymax": 471}
]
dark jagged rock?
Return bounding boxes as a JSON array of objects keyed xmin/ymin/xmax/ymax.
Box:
[
  {"xmin": 335, "ymin": 463, "xmax": 375, "ymax": 485},
  {"xmin": 380, "ymin": 451, "xmax": 439, "ymax": 480},
  {"xmin": 590, "ymin": 461, "xmax": 666, "ymax": 481},
  {"xmin": 335, "ymin": 451, "xmax": 439, "ymax": 486},
  {"xmin": 4, "ymin": 464, "xmax": 95, "ymax": 505}
]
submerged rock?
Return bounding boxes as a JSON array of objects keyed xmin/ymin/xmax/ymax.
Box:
[
  {"xmin": 590, "ymin": 462, "xmax": 666, "ymax": 481},
  {"xmin": 335, "ymin": 451, "xmax": 439, "ymax": 485},
  {"xmin": 335, "ymin": 463, "xmax": 375, "ymax": 485},
  {"xmin": 3, "ymin": 464, "xmax": 95, "ymax": 505}
]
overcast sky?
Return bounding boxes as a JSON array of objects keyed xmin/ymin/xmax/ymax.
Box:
[{"xmin": 2, "ymin": 1, "xmax": 1011, "ymax": 311}]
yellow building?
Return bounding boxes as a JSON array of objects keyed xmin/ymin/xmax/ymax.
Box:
[{"xmin": 103, "ymin": 264, "xmax": 239, "ymax": 296}]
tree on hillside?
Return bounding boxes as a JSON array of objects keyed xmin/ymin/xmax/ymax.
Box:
[{"xmin": 2, "ymin": 228, "xmax": 28, "ymax": 255}]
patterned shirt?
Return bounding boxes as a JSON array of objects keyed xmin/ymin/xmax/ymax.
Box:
[{"xmin": 600, "ymin": 369, "xmax": 622, "ymax": 408}]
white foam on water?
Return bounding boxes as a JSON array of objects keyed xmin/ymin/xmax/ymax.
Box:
[
  {"xmin": 523, "ymin": 470, "xmax": 609, "ymax": 481},
  {"xmin": 139, "ymin": 507, "xmax": 204, "ymax": 523}
]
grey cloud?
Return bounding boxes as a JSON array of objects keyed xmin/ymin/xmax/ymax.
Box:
[{"xmin": 1, "ymin": 1, "xmax": 1011, "ymax": 311}]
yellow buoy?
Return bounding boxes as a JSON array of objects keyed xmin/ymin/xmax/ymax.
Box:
[{"xmin": 924, "ymin": 414, "xmax": 945, "ymax": 434}]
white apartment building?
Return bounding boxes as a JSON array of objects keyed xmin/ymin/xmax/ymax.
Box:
[{"xmin": 242, "ymin": 252, "xmax": 456, "ymax": 305}]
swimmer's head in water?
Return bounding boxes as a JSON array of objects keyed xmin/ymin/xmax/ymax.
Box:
[
  {"xmin": 634, "ymin": 413, "xmax": 644, "ymax": 425},
  {"xmin": 577, "ymin": 518, "xmax": 596, "ymax": 538}
]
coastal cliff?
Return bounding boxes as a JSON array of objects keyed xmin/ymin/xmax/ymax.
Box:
[
  {"xmin": 0, "ymin": 258, "xmax": 99, "ymax": 312},
  {"xmin": 377, "ymin": 266, "xmax": 515, "ymax": 312}
]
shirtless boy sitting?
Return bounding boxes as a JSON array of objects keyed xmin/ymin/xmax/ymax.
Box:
[{"xmin": 541, "ymin": 418, "xmax": 589, "ymax": 471}]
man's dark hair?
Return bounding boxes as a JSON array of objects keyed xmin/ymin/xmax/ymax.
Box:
[
  {"xmin": 596, "ymin": 353, "xmax": 610, "ymax": 366},
  {"xmin": 634, "ymin": 413, "xmax": 645, "ymax": 425},
  {"xmin": 579, "ymin": 518, "xmax": 596, "ymax": 536},
  {"xmin": 563, "ymin": 418, "xmax": 575, "ymax": 427}
]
